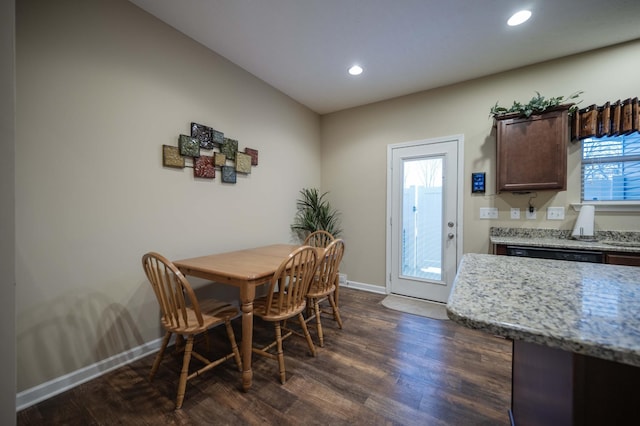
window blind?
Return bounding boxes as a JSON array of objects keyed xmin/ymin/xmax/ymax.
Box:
[{"xmin": 581, "ymin": 132, "xmax": 640, "ymax": 201}]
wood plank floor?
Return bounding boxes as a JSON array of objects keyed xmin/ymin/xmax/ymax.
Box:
[{"xmin": 17, "ymin": 288, "xmax": 512, "ymax": 425}]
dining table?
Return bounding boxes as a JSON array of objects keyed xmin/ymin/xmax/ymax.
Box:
[{"xmin": 173, "ymin": 243, "xmax": 310, "ymax": 391}]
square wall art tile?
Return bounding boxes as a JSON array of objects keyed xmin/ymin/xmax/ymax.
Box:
[
  {"xmin": 214, "ymin": 152, "xmax": 226, "ymax": 167},
  {"xmin": 245, "ymin": 148, "xmax": 259, "ymax": 166},
  {"xmin": 235, "ymin": 152, "xmax": 252, "ymax": 174},
  {"xmin": 194, "ymin": 155, "xmax": 215, "ymax": 178},
  {"xmin": 163, "ymin": 145, "xmax": 185, "ymax": 168},
  {"xmin": 191, "ymin": 122, "xmax": 214, "ymax": 150},
  {"xmin": 179, "ymin": 134, "xmax": 200, "ymax": 157},
  {"xmin": 221, "ymin": 166, "xmax": 237, "ymax": 184},
  {"xmin": 221, "ymin": 138, "xmax": 238, "ymax": 161}
]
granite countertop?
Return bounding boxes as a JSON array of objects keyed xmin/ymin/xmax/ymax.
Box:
[
  {"xmin": 490, "ymin": 227, "xmax": 640, "ymax": 253},
  {"xmin": 447, "ymin": 253, "xmax": 640, "ymax": 367}
]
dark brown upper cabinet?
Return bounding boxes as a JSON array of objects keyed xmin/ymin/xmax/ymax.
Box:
[{"xmin": 495, "ymin": 106, "xmax": 570, "ymax": 193}]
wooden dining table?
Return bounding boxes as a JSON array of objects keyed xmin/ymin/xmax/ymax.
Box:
[{"xmin": 173, "ymin": 243, "xmax": 307, "ymax": 391}]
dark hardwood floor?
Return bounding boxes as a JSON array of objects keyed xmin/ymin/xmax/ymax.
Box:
[{"xmin": 17, "ymin": 288, "xmax": 512, "ymax": 425}]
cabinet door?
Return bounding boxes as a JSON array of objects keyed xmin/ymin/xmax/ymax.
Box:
[
  {"xmin": 605, "ymin": 253, "xmax": 640, "ymax": 266},
  {"xmin": 496, "ymin": 109, "xmax": 568, "ymax": 193}
]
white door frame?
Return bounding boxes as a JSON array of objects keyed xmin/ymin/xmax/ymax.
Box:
[{"xmin": 385, "ymin": 134, "xmax": 465, "ymax": 297}]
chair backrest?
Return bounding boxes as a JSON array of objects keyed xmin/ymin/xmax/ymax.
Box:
[
  {"xmin": 303, "ymin": 230, "xmax": 335, "ymax": 248},
  {"xmin": 260, "ymin": 246, "xmax": 318, "ymax": 319},
  {"xmin": 314, "ymin": 239, "xmax": 345, "ymax": 295},
  {"xmin": 142, "ymin": 252, "xmax": 204, "ymax": 332}
]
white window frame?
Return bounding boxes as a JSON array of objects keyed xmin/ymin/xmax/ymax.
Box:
[{"xmin": 572, "ymin": 132, "xmax": 640, "ymax": 212}]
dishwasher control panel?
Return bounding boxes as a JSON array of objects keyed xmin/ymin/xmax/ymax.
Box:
[{"xmin": 506, "ymin": 246, "xmax": 605, "ymax": 263}]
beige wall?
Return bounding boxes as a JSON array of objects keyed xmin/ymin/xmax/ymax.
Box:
[
  {"xmin": 321, "ymin": 40, "xmax": 640, "ymax": 288},
  {"xmin": 16, "ymin": 0, "xmax": 320, "ymax": 392},
  {"xmin": 1, "ymin": 0, "xmax": 16, "ymax": 422}
]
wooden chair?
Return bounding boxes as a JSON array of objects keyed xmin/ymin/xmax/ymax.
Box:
[
  {"xmin": 303, "ymin": 230, "xmax": 335, "ymax": 248},
  {"xmin": 252, "ymin": 246, "xmax": 318, "ymax": 384},
  {"xmin": 305, "ymin": 239, "xmax": 345, "ymax": 347},
  {"xmin": 303, "ymin": 231, "xmax": 344, "ymax": 305},
  {"xmin": 142, "ymin": 252, "xmax": 242, "ymax": 409}
]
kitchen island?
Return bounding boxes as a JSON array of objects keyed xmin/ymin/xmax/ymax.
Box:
[{"xmin": 447, "ymin": 253, "xmax": 640, "ymax": 425}]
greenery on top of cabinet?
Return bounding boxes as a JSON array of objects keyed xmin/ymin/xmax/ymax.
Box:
[{"xmin": 490, "ymin": 91, "xmax": 583, "ymax": 118}]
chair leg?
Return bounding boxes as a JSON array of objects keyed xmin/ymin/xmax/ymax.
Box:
[
  {"xmin": 328, "ymin": 293, "xmax": 343, "ymax": 329},
  {"xmin": 225, "ymin": 320, "xmax": 242, "ymax": 371},
  {"xmin": 274, "ymin": 322, "xmax": 286, "ymax": 384},
  {"xmin": 174, "ymin": 334, "xmax": 185, "ymax": 354},
  {"xmin": 298, "ymin": 313, "xmax": 317, "ymax": 357},
  {"xmin": 175, "ymin": 335, "xmax": 194, "ymax": 410},
  {"xmin": 313, "ymin": 298, "xmax": 324, "ymax": 347},
  {"xmin": 149, "ymin": 331, "xmax": 172, "ymax": 381},
  {"xmin": 306, "ymin": 303, "xmax": 313, "ymax": 318}
]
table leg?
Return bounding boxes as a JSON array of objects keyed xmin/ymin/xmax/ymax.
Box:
[{"xmin": 239, "ymin": 284, "xmax": 255, "ymax": 391}]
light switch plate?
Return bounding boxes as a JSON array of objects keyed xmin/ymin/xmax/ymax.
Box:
[
  {"xmin": 480, "ymin": 207, "xmax": 498, "ymax": 219},
  {"xmin": 547, "ymin": 206, "xmax": 565, "ymax": 220},
  {"xmin": 510, "ymin": 208, "xmax": 521, "ymax": 219}
]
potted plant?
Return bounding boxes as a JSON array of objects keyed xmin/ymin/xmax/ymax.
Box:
[
  {"xmin": 291, "ymin": 188, "xmax": 342, "ymax": 242},
  {"xmin": 490, "ymin": 91, "xmax": 582, "ymax": 118}
]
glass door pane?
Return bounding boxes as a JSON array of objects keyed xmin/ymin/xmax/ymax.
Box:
[{"xmin": 401, "ymin": 157, "xmax": 443, "ymax": 281}]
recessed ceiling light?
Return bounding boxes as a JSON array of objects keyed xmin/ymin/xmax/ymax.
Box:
[
  {"xmin": 348, "ymin": 65, "xmax": 363, "ymax": 76},
  {"xmin": 507, "ymin": 10, "xmax": 532, "ymax": 26}
]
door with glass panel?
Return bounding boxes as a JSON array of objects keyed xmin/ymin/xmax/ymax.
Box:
[{"xmin": 387, "ymin": 137, "xmax": 460, "ymax": 302}]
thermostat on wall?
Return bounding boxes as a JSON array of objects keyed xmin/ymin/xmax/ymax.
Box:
[{"xmin": 472, "ymin": 172, "xmax": 486, "ymax": 193}]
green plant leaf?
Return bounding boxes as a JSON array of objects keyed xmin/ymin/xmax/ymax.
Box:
[
  {"xmin": 291, "ymin": 188, "xmax": 342, "ymax": 242},
  {"xmin": 490, "ymin": 91, "xmax": 583, "ymax": 118}
]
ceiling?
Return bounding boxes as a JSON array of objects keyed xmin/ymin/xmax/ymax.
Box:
[{"xmin": 129, "ymin": 0, "xmax": 640, "ymax": 114}]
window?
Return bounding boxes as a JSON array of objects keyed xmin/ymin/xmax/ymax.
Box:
[{"xmin": 581, "ymin": 132, "xmax": 640, "ymax": 202}]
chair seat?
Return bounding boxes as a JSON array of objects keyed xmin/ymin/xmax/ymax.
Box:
[
  {"xmin": 199, "ymin": 299, "xmax": 239, "ymax": 321},
  {"xmin": 254, "ymin": 296, "xmax": 307, "ymax": 322},
  {"xmin": 307, "ymin": 281, "xmax": 336, "ymax": 299},
  {"xmin": 162, "ymin": 300, "xmax": 239, "ymax": 334}
]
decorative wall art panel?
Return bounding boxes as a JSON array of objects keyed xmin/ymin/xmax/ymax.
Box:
[
  {"xmin": 191, "ymin": 122, "xmax": 214, "ymax": 149},
  {"xmin": 212, "ymin": 129, "xmax": 224, "ymax": 146},
  {"xmin": 179, "ymin": 134, "xmax": 200, "ymax": 157},
  {"xmin": 194, "ymin": 155, "xmax": 215, "ymax": 178},
  {"xmin": 164, "ymin": 122, "xmax": 258, "ymax": 184},
  {"xmin": 235, "ymin": 152, "xmax": 252, "ymax": 174},
  {"xmin": 214, "ymin": 152, "xmax": 226, "ymax": 167},
  {"xmin": 245, "ymin": 148, "xmax": 259, "ymax": 166},
  {"xmin": 162, "ymin": 145, "xmax": 185, "ymax": 168},
  {"xmin": 221, "ymin": 138, "xmax": 238, "ymax": 160},
  {"xmin": 221, "ymin": 166, "xmax": 237, "ymax": 183}
]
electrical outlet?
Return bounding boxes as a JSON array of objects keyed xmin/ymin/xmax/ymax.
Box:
[
  {"xmin": 510, "ymin": 208, "xmax": 521, "ymax": 220},
  {"xmin": 547, "ymin": 206, "xmax": 565, "ymax": 220},
  {"xmin": 526, "ymin": 207, "xmax": 537, "ymax": 220},
  {"xmin": 479, "ymin": 207, "xmax": 498, "ymax": 219}
]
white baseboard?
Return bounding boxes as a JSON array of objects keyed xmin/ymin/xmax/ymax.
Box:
[
  {"xmin": 16, "ymin": 337, "xmax": 166, "ymax": 412},
  {"xmin": 15, "ymin": 283, "xmax": 384, "ymax": 412},
  {"xmin": 342, "ymin": 280, "xmax": 387, "ymax": 295}
]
